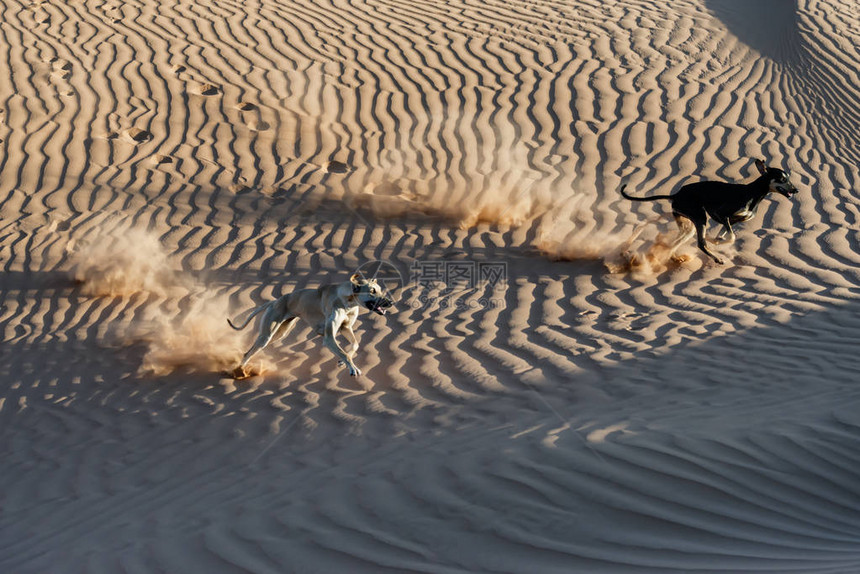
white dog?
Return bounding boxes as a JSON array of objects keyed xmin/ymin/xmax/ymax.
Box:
[{"xmin": 228, "ymin": 273, "xmax": 393, "ymax": 379}]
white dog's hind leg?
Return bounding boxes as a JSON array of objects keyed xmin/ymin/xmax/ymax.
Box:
[
  {"xmin": 273, "ymin": 316, "xmax": 298, "ymax": 341},
  {"xmin": 235, "ymin": 310, "xmax": 291, "ymax": 377},
  {"xmin": 237, "ymin": 335, "xmax": 272, "ymax": 374}
]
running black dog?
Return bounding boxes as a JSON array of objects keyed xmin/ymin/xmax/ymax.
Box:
[{"xmin": 620, "ymin": 159, "xmax": 798, "ymax": 264}]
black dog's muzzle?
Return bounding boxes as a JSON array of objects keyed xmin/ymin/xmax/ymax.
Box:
[{"xmin": 778, "ymin": 183, "xmax": 798, "ymax": 198}]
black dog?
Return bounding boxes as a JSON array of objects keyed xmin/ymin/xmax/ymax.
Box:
[{"xmin": 620, "ymin": 159, "xmax": 798, "ymax": 264}]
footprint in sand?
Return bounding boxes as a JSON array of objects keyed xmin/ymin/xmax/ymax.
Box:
[
  {"xmin": 47, "ymin": 218, "xmax": 72, "ymax": 233},
  {"xmin": 124, "ymin": 127, "xmax": 152, "ymax": 143},
  {"xmin": 195, "ymin": 83, "xmax": 220, "ymax": 96},
  {"xmin": 247, "ymin": 119, "xmax": 270, "ymax": 132},
  {"xmin": 229, "ymin": 183, "xmax": 250, "ymax": 194},
  {"xmin": 51, "ymin": 60, "xmax": 72, "ymax": 80},
  {"xmin": 150, "ymin": 154, "xmax": 172, "ymax": 165},
  {"xmin": 236, "ymin": 102, "xmax": 269, "ymax": 131},
  {"xmin": 325, "ymin": 160, "xmax": 350, "ymax": 174},
  {"xmin": 369, "ymin": 181, "xmax": 404, "ymax": 196}
]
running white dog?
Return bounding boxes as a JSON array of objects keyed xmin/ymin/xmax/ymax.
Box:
[{"xmin": 228, "ymin": 273, "xmax": 393, "ymax": 379}]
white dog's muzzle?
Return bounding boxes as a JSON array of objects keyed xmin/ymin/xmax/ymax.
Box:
[{"xmin": 365, "ymin": 297, "xmax": 393, "ymax": 315}]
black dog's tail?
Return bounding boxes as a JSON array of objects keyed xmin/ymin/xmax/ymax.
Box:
[{"xmin": 620, "ymin": 184, "xmax": 675, "ymax": 202}]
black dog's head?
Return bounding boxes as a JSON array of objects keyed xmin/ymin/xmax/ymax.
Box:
[
  {"xmin": 755, "ymin": 158, "xmax": 798, "ymax": 198},
  {"xmin": 350, "ymin": 273, "xmax": 394, "ymax": 316}
]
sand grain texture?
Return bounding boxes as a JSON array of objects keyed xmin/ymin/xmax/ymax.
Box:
[{"xmin": 2, "ymin": 0, "xmax": 860, "ymax": 572}]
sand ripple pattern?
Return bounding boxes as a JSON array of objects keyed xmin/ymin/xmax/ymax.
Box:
[{"xmin": 1, "ymin": 0, "xmax": 859, "ymax": 572}]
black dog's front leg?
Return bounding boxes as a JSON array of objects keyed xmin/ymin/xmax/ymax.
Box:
[
  {"xmin": 694, "ymin": 221, "xmax": 725, "ymax": 265},
  {"xmin": 713, "ymin": 219, "xmax": 735, "ymax": 244}
]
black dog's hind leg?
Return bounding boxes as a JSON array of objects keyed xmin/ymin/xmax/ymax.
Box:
[{"xmin": 668, "ymin": 213, "xmax": 695, "ymax": 259}]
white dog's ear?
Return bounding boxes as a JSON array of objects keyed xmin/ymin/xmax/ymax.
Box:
[
  {"xmin": 755, "ymin": 158, "xmax": 767, "ymax": 175},
  {"xmin": 350, "ymin": 272, "xmax": 367, "ymax": 286}
]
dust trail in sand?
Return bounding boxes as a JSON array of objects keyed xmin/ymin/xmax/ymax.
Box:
[
  {"xmin": 70, "ymin": 227, "xmax": 258, "ymax": 376},
  {"xmin": 350, "ymin": 186, "xmax": 553, "ymax": 229},
  {"xmin": 536, "ymin": 224, "xmax": 694, "ymax": 275},
  {"xmin": 132, "ymin": 296, "xmax": 250, "ymax": 377},
  {"xmin": 345, "ymin": 172, "xmax": 554, "ymax": 228},
  {"xmin": 70, "ymin": 228, "xmax": 186, "ymax": 297},
  {"xmin": 534, "ymin": 205, "xmax": 707, "ymax": 276},
  {"xmin": 340, "ymin": 133, "xmax": 555, "ymax": 228}
]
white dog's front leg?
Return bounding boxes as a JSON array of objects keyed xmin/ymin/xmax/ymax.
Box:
[
  {"xmin": 324, "ymin": 311, "xmax": 361, "ymax": 376},
  {"xmin": 341, "ymin": 326, "xmax": 359, "ymax": 359}
]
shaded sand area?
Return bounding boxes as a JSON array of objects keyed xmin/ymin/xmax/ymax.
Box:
[{"xmin": 2, "ymin": 0, "xmax": 860, "ymax": 571}]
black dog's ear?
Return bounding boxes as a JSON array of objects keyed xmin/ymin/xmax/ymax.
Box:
[{"xmin": 755, "ymin": 158, "xmax": 767, "ymax": 175}]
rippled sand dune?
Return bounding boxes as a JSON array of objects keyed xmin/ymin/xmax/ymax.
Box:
[{"xmin": 2, "ymin": 0, "xmax": 859, "ymax": 572}]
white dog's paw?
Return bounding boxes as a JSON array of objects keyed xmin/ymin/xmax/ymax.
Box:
[{"xmin": 349, "ymin": 365, "xmax": 362, "ymax": 377}]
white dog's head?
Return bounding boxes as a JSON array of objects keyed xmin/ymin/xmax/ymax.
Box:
[{"xmin": 350, "ymin": 273, "xmax": 394, "ymax": 315}]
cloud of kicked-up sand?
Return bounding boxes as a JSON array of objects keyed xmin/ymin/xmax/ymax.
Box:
[
  {"xmin": 338, "ymin": 124, "xmax": 555, "ymax": 229},
  {"xmin": 130, "ymin": 296, "xmax": 250, "ymax": 377},
  {"xmin": 71, "ymin": 228, "xmax": 185, "ymax": 297},
  {"xmin": 69, "ymin": 227, "xmax": 261, "ymax": 376},
  {"xmin": 534, "ymin": 196, "xmax": 703, "ymax": 276},
  {"xmin": 345, "ymin": 170, "xmax": 554, "ymax": 229}
]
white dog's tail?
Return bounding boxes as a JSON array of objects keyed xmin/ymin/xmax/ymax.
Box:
[{"xmin": 227, "ymin": 302, "xmax": 271, "ymax": 331}]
